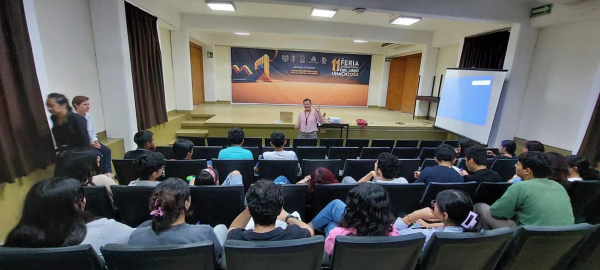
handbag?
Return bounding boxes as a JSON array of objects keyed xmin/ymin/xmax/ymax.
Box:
[{"xmin": 356, "ymin": 119, "xmax": 368, "ymax": 137}]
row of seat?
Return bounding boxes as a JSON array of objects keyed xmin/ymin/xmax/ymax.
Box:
[
  {"xmin": 177, "ymin": 136, "xmax": 470, "ymax": 149},
  {"xmin": 3, "ymin": 224, "xmax": 599, "ymax": 270},
  {"xmin": 84, "ymin": 180, "xmax": 600, "ymax": 229}
]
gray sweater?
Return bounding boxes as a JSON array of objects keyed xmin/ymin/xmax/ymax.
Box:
[{"xmin": 81, "ymin": 218, "xmax": 135, "ymax": 256}]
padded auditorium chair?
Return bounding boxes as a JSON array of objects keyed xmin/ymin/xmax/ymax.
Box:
[
  {"xmin": 191, "ymin": 146, "xmax": 222, "ymax": 161},
  {"xmin": 206, "ymin": 137, "xmax": 229, "ymax": 147},
  {"xmin": 359, "ymin": 147, "xmax": 391, "ymax": 159},
  {"xmin": 293, "ymin": 138, "xmax": 318, "ymax": 147},
  {"xmin": 419, "ymin": 228, "xmax": 514, "ymax": 270},
  {"xmin": 569, "ymin": 180, "xmax": 600, "ymax": 224},
  {"xmin": 319, "ymin": 138, "xmax": 344, "ymax": 148},
  {"xmin": 380, "ymin": 183, "xmax": 426, "ymax": 216},
  {"xmin": 370, "ymin": 139, "xmax": 395, "ymax": 148},
  {"xmin": 345, "ymin": 139, "xmax": 369, "ymax": 149},
  {"xmin": 265, "ymin": 138, "xmax": 290, "ymax": 147},
  {"xmin": 211, "ymin": 159, "xmax": 256, "ymax": 193},
  {"xmin": 486, "ymin": 148, "xmax": 500, "ymax": 156},
  {"xmin": 490, "ymin": 159, "xmax": 518, "ymax": 181},
  {"xmin": 328, "ymin": 147, "xmax": 361, "ymax": 170},
  {"xmin": 0, "ymin": 245, "xmax": 103, "ymax": 270},
  {"xmin": 102, "ymin": 242, "xmax": 215, "ymax": 270},
  {"xmin": 224, "ymin": 237, "xmax": 325, "ymax": 270},
  {"xmin": 396, "ymin": 159, "xmax": 422, "ymax": 183},
  {"xmin": 177, "ymin": 136, "xmax": 206, "ymax": 146},
  {"xmin": 311, "ymin": 184, "xmax": 357, "ymax": 217},
  {"xmin": 473, "ymin": 182, "xmax": 512, "ymax": 205},
  {"xmin": 241, "ymin": 146, "xmax": 260, "ymax": 161},
  {"xmin": 495, "ymin": 224, "xmax": 594, "ymax": 270},
  {"xmin": 341, "ymin": 159, "xmax": 376, "ymax": 181},
  {"xmin": 418, "ymin": 147, "xmax": 437, "ymax": 163},
  {"xmin": 295, "ymin": 146, "xmax": 328, "ymax": 162},
  {"xmin": 419, "ymin": 140, "xmax": 443, "ymax": 148},
  {"xmin": 155, "ymin": 146, "xmax": 175, "ymax": 159},
  {"xmin": 164, "ymin": 159, "xmax": 207, "ymax": 179},
  {"xmin": 112, "ymin": 159, "xmax": 137, "ymax": 185},
  {"xmin": 257, "ymin": 160, "xmax": 299, "ymax": 184},
  {"xmin": 420, "ymin": 158, "xmax": 438, "ymax": 171},
  {"xmin": 187, "ymin": 185, "xmax": 244, "ymax": 227},
  {"xmin": 302, "ymin": 159, "xmax": 341, "ymax": 179},
  {"xmin": 282, "ymin": 184, "xmax": 309, "ymax": 219},
  {"xmin": 241, "ymin": 137, "xmax": 262, "ymax": 148},
  {"xmin": 442, "ymin": 140, "xmax": 460, "ymax": 147},
  {"xmin": 392, "ymin": 147, "xmax": 421, "ymax": 159},
  {"xmin": 395, "ymin": 140, "xmax": 420, "ymax": 147},
  {"xmin": 112, "ymin": 186, "xmax": 154, "ymax": 227},
  {"xmin": 566, "ymin": 224, "xmax": 600, "ymax": 269},
  {"xmin": 419, "ymin": 182, "xmax": 479, "ymax": 208},
  {"xmin": 328, "ymin": 234, "xmax": 426, "ymax": 270},
  {"xmin": 82, "ymin": 186, "xmax": 115, "ymax": 219}
]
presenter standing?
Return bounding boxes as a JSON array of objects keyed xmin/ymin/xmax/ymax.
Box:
[{"xmin": 295, "ymin": 98, "xmax": 324, "ymax": 139}]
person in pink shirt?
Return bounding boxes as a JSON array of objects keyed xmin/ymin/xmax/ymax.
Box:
[
  {"xmin": 294, "ymin": 98, "xmax": 324, "ymax": 139},
  {"xmin": 309, "ymin": 183, "xmax": 398, "ymax": 256}
]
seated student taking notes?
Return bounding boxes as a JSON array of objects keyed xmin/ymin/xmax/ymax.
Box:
[{"xmin": 414, "ymin": 144, "xmax": 463, "ymax": 185}]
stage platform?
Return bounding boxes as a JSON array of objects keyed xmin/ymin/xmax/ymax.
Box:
[{"xmin": 179, "ymin": 104, "xmax": 453, "ymax": 141}]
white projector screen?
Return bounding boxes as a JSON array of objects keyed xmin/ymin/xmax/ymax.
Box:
[{"xmin": 434, "ymin": 68, "xmax": 508, "ymax": 144}]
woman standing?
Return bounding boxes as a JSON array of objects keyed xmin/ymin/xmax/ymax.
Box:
[
  {"xmin": 72, "ymin": 96, "xmax": 112, "ymax": 174},
  {"xmin": 47, "ymin": 93, "xmax": 89, "ymax": 150},
  {"xmin": 294, "ymin": 98, "xmax": 324, "ymax": 139}
]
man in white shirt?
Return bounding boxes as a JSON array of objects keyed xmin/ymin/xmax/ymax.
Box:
[
  {"xmin": 342, "ymin": 152, "xmax": 408, "ymax": 184},
  {"xmin": 255, "ymin": 132, "xmax": 300, "ymax": 184}
]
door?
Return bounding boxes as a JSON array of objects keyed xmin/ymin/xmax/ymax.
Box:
[
  {"xmin": 190, "ymin": 42, "xmax": 205, "ymax": 105},
  {"xmin": 385, "ymin": 58, "xmax": 407, "ymax": 111},
  {"xmin": 401, "ymin": 55, "xmax": 422, "ymax": 113}
]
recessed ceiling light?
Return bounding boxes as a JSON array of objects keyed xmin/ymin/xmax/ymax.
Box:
[
  {"xmin": 311, "ymin": 8, "xmax": 337, "ymax": 18},
  {"xmin": 206, "ymin": 1, "xmax": 235, "ymax": 11},
  {"xmin": 353, "ymin": 40, "xmax": 368, "ymax": 43},
  {"xmin": 390, "ymin": 16, "xmax": 421, "ymax": 26},
  {"xmin": 234, "ymin": 32, "xmax": 250, "ymax": 36}
]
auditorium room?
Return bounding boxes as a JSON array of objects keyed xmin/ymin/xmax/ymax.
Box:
[{"xmin": 2, "ymin": 0, "xmax": 600, "ymax": 269}]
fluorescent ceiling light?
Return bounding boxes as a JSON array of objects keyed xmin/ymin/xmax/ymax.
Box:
[
  {"xmin": 353, "ymin": 40, "xmax": 368, "ymax": 43},
  {"xmin": 390, "ymin": 16, "xmax": 421, "ymax": 25},
  {"xmin": 234, "ymin": 32, "xmax": 250, "ymax": 36},
  {"xmin": 311, "ymin": 8, "xmax": 337, "ymax": 18},
  {"xmin": 206, "ymin": 1, "xmax": 235, "ymax": 11}
]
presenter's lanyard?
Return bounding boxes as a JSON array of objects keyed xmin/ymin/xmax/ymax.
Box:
[{"xmin": 304, "ymin": 111, "xmax": 310, "ymax": 132}]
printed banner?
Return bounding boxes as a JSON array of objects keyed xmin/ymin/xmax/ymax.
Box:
[{"xmin": 231, "ymin": 47, "xmax": 371, "ymax": 106}]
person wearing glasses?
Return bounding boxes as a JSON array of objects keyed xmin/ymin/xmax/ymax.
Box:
[
  {"xmin": 128, "ymin": 153, "xmax": 165, "ymax": 187},
  {"xmin": 294, "ymin": 98, "xmax": 324, "ymax": 139}
]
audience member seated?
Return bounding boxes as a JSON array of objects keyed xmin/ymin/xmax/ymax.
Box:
[
  {"xmin": 227, "ymin": 181, "xmax": 314, "ymax": 241},
  {"xmin": 394, "ymin": 190, "xmax": 482, "ymax": 247},
  {"xmin": 414, "ymin": 144, "xmax": 463, "ymax": 185},
  {"xmin": 172, "ymin": 139, "xmax": 194, "ymax": 160},
  {"xmin": 192, "ymin": 168, "xmax": 243, "ymax": 186},
  {"xmin": 341, "ymin": 152, "xmax": 407, "ymax": 184},
  {"xmin": 54, "ymin": 148, "xmax": 117, "ymax": 196},
  {"xmin": 128, "ymin": 178, "xmax": 226, "ymax": 267},
  {"xmin": 546, "ymin": 152, "xmax": 569, "ymax": 182},
  {"xmin": 255, "ymin": 131, "xmax": 300, "ymax": 184},
  {"xmin": 217, "ymin": 127, "xmax": 253, "ymax": 160},
  {"xmin": 297, "ymin": 167, "xmax": 339, "ymax": 192},
  {"xmin": 523, "ymin": 140, "xmax": 545, "ymax": 153},
  {"xmin": 456, "ymin": 138, "xmax": 475, "ymax": 159},
  {"xmin": 487, "ymin": 140, "xmax": 517, "ymax": 159},
  {"xmin": 567, "ymin": 155, "xmax": 600, "ymax": 181},
  {"xmin": 124, "ymin": 130, "xmax": 162, "ymax": 159},
  {"xmin": 128, "ymin": 153, "xmax": 165, "ymax": 187},
  {"xmin": 474, "ymin": 152, "xmax": 574, "ymax": 229},
  {"xmin": 4, "ymin": 177, "xmax": 133, "ymax": 256},
  {"xmin": 459, "ymin": 146, "xmax": 503, "ymax": 183},
  {"xmin": 309, "ymin": 183, "xmax": 398, "ymax": 256},
  {"xmin": 72, "ymin": 95, "xmax": 112, "ymax": 174}
]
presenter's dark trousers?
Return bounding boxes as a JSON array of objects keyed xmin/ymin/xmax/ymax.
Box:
[{"xmin": 93, "ymin": 142, "xmax": 112, "ymax": 173}]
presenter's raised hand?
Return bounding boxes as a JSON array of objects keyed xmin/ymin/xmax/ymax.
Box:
[{"xmin": 315, "ymin": 105, "xmax": 321, "ymax": 113}]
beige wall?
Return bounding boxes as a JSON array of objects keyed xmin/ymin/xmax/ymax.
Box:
[{"xmin": 159, "ymin": 27, "xmax": 177, "ymax": 112}]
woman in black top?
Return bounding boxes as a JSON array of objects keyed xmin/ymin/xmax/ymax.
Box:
[{"xmin": 47, "ymin": 93, "xmax": 89, "ymax": 150}]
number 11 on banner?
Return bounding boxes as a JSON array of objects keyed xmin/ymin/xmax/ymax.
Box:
[{"xmin": 332, "ymin": 58, "xmax": 341, "ymax": 71}]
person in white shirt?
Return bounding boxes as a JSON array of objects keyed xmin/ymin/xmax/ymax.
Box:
[
  {"xmin": 255, "ymin": 131, "xmax": 300, "ymax": 184},
  {"xmin": 342, "ymin": 152, "xmax": 408, "ymax": 184},
  {"xmin": 567, "ymin": 155, "xmax": 600, "ymax": 181},
  {"xmin": 72, "ymin": 96, "xmax": 112, "ymax": 174}
]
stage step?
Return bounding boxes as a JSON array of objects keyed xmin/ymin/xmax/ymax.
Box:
[
  {"xmin": 181, "ymin": 120, "xmax": 205, "ymax": 128},
  {"xmin": 190, "ymin": 113, "xmax": 214, "ymax": 121},
  {"xmin": 175, "ymin": 129, "xmax": 209, "ymax": 138}
]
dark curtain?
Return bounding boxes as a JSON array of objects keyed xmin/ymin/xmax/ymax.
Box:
[
  {"xmin": 0, "ymin": 0, "xmax": 55, "ymax": 183},
  {"xmin": 578, "ymin": 92, "xmax": 600, "ymax": 164},
  {"xmin": 125, "ymin": 2, "xmax": 168, "ymax": 130},
  {"xmin": 459, "ymin": 30, "xmax": 510, "ymax": 70}
]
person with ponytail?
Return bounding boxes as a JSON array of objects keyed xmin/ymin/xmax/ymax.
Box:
[
  {"xmin": 128, "ymin": 178, "xmax": 226, "ymax": 267},
  {"xmin": 4, "ymin": 177, "xmax": 133, "ymax": 256},
  {"xmin": 47, "ymin": 93, "xmax": 90, "ymax": 150},
  {"xmin": 54, "ymin": 148, "xmax": 117, "ymax": 197},
  {"xmin": 567, "ymin": 155, "xmax": 600, "ymax": 181}
]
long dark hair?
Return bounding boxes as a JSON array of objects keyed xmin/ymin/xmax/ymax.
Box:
[
  {"xmin": 525, "ymin": 140, "xmax": 545, "ymax": 152},
  {"xmin": 308, "ymin": 167, "xmax": 338, "ymax": 191},
  {"xmin": 501, "ymin": 140, "xmax": 516, "ymax": 157},
  {"xmin": 458, "ymin": 139, "xmax": 475, "ymax": 158},
  {"xmin": 54, "ymin": 149, "xmax": 99, "ymax": 186},
  {"xmin": 436, "ymin": 190, "xmax": 481, "ymax": 232},
  {"xmin": 546, "ymin": 152, "xmax": 569, "ymax": 182},
  {"xmin": 195, "ymin": 168, "xmax": 219, "ymax": 186},
  {"xmin": 567, "ymin": 155, "xmax": 600, "ymax": 180},
  {"xmin": 4, "ymin": 177, "xmax": 87, "ymax": 248},
  {"xmin": 149, "ymin": 178, "xmax": 190, "ymax": 233},
  {"xmin": 338, "ymin": 183, "xmax": 395, "ymax": 236},
  {"xmin": 48, "ymin": 93, "xmax": 73, "ymax": 112}
]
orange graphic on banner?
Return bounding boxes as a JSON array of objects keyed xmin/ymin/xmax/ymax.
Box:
[{"xmin": 332, "ymin": 58, "xmax": 341, "ymax": 71}]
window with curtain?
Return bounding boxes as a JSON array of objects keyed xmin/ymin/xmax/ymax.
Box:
[
  {"xmin": 459, "ymin": 30, "xmax": 510, "ymax": 70},
  {"xmin": 0, "ymin": 0, "xmax": 56, "ymax": 184},
  {"xmin": 125, "ymin": 2, "xmax": 168, "ymax": 131}
]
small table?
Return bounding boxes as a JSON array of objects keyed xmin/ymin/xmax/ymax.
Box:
[
  {"xmin": 413, "ymin": 96, "xmax": 440, "ymax": 120},
  {"xmin": 320, "ymin": 122, "xmax": 350, "ymax": 139}
]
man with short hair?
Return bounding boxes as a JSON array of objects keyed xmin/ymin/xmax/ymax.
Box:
[
  {"xmin": 227, "ymin": 181, "xmax": 314, "ymax": 241},
  {"xmin": 414, "ymin": 144, "xmax": 464, "ymax": 185},
  {"xmin": 475, "ymin": 151, "xmax": 574, "ymax": 229},
  {"xmin": 129, "ymin": 153, "xmax": 165, "ymax": 186},
  {"xmin": 342, "ymin": 152, "xmax": 407, "ymax": 184},
  {"xmin": 460, "ymin": 146, "xmax": 503, "ymax": 183},
  {"xmin": 255, "ymin": 132, "xmax": 300, "ymax": 184},
  {"xmin": 124, "ymin": 130, "xmax": 158, "ymax": 159},
  {"xmin": 173, "ymin": 139, "xmax": 194, "ymax": 160},
  {"xmin": 217, "ymin": 127, "xmax": 253, "ymax": 160}
]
